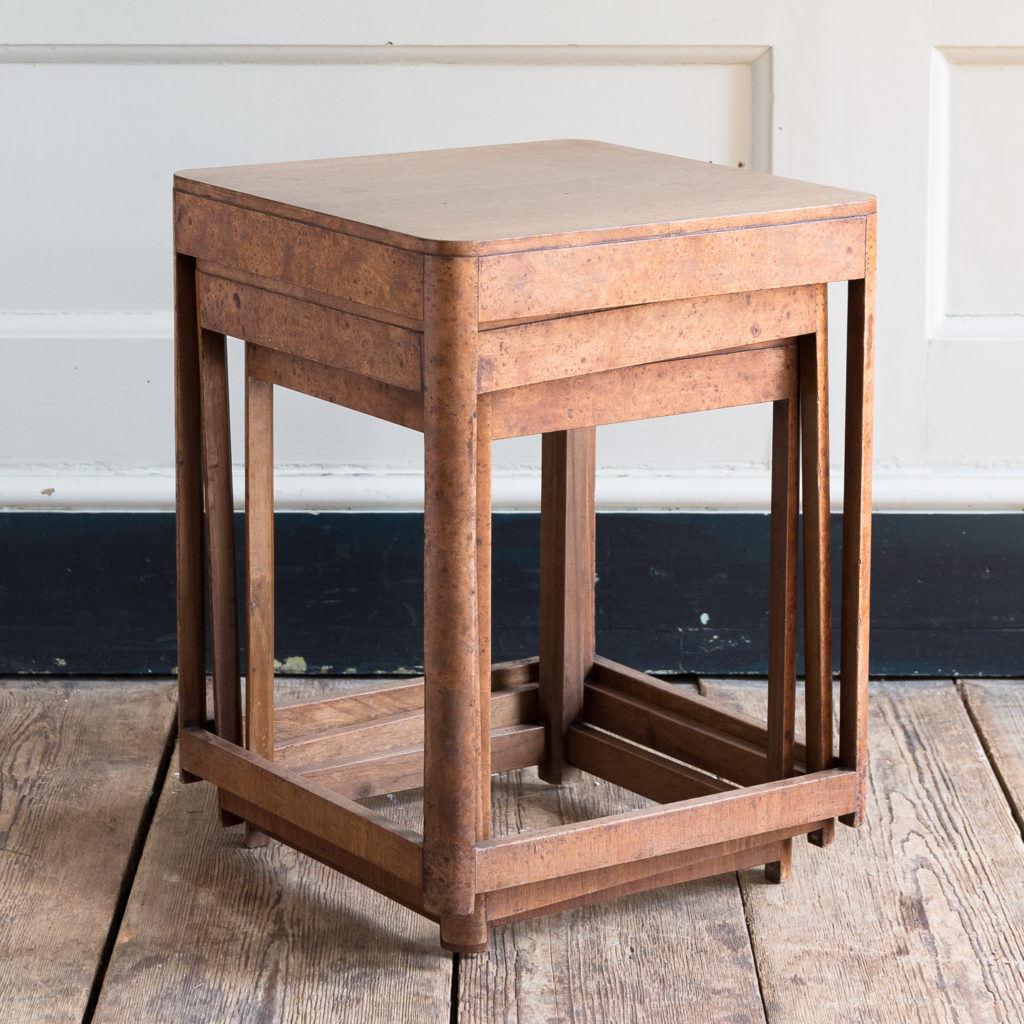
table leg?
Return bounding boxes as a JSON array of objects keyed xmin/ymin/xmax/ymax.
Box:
[
  {"xmin": 800, "ymin": 285, "xmax": 835, "ymax": 848},
  {"xmin": 173, "ymin": 253, "xmax": 205, "ymax": 782},
  {"xmin": 766, "ymin": 382, "xmax": 798, "ymax": 882},
  {"xmin": 539, "ymin": 426, "xmax": 596, "ymax": 785},
  {"xmin": 244, "ymin": 348, "xmax": 275, "ymax": 846},
  {"xmin": 476, "ymin": 394, "xmax": 493, "ymax": 842},
  {"xmin": 840, "ymin": 216, "xmax": 877, "ymax": 827},
  {"xmin": 198, "ymin": 329, "xmax": 242, "ymax": 750},
  {"xmin": 423, "ymin": 256, "xmax": 484, "ymax": 935}
]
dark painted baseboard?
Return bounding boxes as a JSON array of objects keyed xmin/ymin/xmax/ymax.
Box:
[{"xmin": 1, "ymin": 512, "xmax": 1020, "ymax": 677}]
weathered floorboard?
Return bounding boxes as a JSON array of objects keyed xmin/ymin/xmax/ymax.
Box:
[
  {"xmin": 458, "ymin": 761, "xmax": 767, "ymax": 1023},
  {"xmin": 961, "ymin": 680, "xmax": 1024, "ymax": 833},
  {"xmin": 93, "ymin": 679, "xmax": 451, "ymax": 1024},
  {"xmin": 0, "ymin": 679, "xmax": 176, "ymax": 1024},
  {"xmin": 704, "ymin": 679, "xmax": 1024, "ymax": 1024}
]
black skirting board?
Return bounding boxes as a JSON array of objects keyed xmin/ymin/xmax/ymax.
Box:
[{"xmin": 0, "ymin": 512, "xmax": 1020, "ymax": 677}]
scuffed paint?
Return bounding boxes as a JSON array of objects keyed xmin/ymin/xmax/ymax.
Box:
[{"xmin": 273, "ymin": 655, "xmax": 308, "ymax": 674}]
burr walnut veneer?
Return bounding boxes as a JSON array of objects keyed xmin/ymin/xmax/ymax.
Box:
[{"xmin": 172, "ymin": 140, "xmax": 876, "ymax": 952}]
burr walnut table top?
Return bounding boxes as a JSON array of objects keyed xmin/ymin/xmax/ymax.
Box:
[{"xmin": 174, "ymin": 138, "xmax": 874, "ymax": 256}]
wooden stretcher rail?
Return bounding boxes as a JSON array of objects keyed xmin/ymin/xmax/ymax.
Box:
[
  {"xmin": 583, "ymin": 683, "xmax": 770, "ymax": 787},
  {"xmin": 273, "ymin": 658, "xmax": 541, "ymax": 742},
  {"xmin": 591, "ymin": 655, "xmax": 808, "ymax": 768},
  {"xmin": 566, "ymin": 723, "xmax": 734, "ymax": 804},
  {"xmin": 247, "ymin": 346, "xmax": 424, "ymax": 432},
  {"xmin": 298, "ymin": 724, "xmax": 547, "ymax": 800},
  {"xmin": 477, "ymin": 285, "xmax": 816, "ymax": 391},
  {"xmin": 475, "ymin": 768, "xmax": 857, "ymax": 891},
  {"xmin": 490, "ymin": 342, "xmax": 796, "ymax": 440},
  {"xmin": 218, "ymin": 790, "xmax": 433, "ymax": 919},
  {"xmin": 273, "ymin": 679, "xmax": 429, "ymax": 743},
  {"xmin": 484, "ymin": 822, "xmax": 827, "ymax": 927},
  {"xmin": 180, "ymin": 727, "xmax": 423, "ymax": 887},
  {"xmin": 276, "ymin": 683, "xmax": 539, "ymax": 770}
]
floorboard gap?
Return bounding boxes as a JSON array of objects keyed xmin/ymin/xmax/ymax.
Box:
[
  {"xmin": 956, "ymin": 680, "xmax": 1024, "ymax": 844},
  {"xmin": 80, "ymin": 710, "xmax": 179, "ymax": 1024},
  {"xmin": 737, "ymin": 870, "xmax": 772, "ymax": 1023},
  {"xmin": 448, "ymin": 952, "xmax": 461, "ymax": 1024}
]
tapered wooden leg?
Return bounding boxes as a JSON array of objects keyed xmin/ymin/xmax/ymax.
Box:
[
  {"xmin": 800, "ymin": 286, "xmax": 835, "ymax": 849},
  {"xmin": 765, "ymin": 389, "xmax": 798, "ymax": 883},
  {"xmin": 476, "ymin": 395, "xmax": 493, "ymax": 842},
  {"xmin": 422, "ymin": 256, "xmax": 481, "ymax": 919},
  {"xmin": 174, "ymin": 253, "xmax": 205, "ymax": 783},
  {"xmin": 538, "ymin": 426, "xmax": 596, "ymax": 785},
  {"xmin": 198, "ymin": 329, "xmax": 242, "ymax": 749},
  {"xmin": 245, "ymin": 350, "xmax": 275, "ymax": 847},
  {"xmin": 839, "ymin": 216, "xmax": 876, "ymax": 828}
]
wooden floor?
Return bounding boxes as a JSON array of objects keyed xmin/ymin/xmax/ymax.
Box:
[{"xmin": 3, "ymin": 676, "xmax": 1024, "ymax": 1023}]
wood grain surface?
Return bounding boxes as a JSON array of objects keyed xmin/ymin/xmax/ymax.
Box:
[
  {"xmin": 458, "ymin": 761, "xmax": 768, "ymax": 1024},
  {"xmin": 704, "ymin": 679, "xmax": 1024, "ymax": 1024},
  {"xmin": 0, "ymin": 679, "xmax": 176, "ymax": 1024},
  {"xmin": 176, "ymin": 140, "xmax": 873, "ymax": 256},
  {"xmin": 93, "ymin": 678, "xmax": 452, "ymax": 1024},
  {"xmin": 961, "ymin": 680, "xmax": 1024, "ymax": 837}
]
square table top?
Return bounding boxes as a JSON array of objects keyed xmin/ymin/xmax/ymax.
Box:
[{"xmin": 175, "ymin": 139, "xmax": 875, "ymax": 257}]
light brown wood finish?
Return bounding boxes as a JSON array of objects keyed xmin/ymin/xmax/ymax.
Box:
[
  {"xmin": 459, "ymin": 764, "xmax": 768, "ymax": 1024},
  {"xmin": 421, "ymin": 254, "xmax": 481, "ymax": 924},
  {"xmin": 801, "ymin": 284, "xmax": 835, "ymax": 848},
  {"xmin": 244, "ymin": 357, "xmax": 275, "ymax": 764},
  {"xmin": 248, "ymin": 344, "xmax": 424, "ymax": 432},
  {"xmin": 566, "ymin": 723, "xmax": 734, "ymax": 803},
  {"xmin": 175, "ymin": 191, "xmax": 424, "ymax": 320},
  {"xmin": 198, "ymin": 329, "xmax": 242, "ymax": 747},
  {"xmin": 174, "ymin": 140, "xmax": 875, "ymax": 951},
  {"xmin": 475, "ymin": 769, "xmax": 857, "ymax": 892},
  {"xmin": 591, "ymin": 655, "xmax": 809, "ymax": 764},
  {"xmin": 300, "ymin": 724, "xmax": 546, "ymax": 801},
  {"xmin": 95, "ymin": 683, "xmax": 452, "ymax": 1024},
  {"xmin": 275, "ymin": 683, "xmax": 538, "ymax": 772},
  {"xmin": 476, "ymin": 394, "xmax": 493, "ymax": 842},
  {"xmin": 538, "ymin": 426, "xmax": 596, "ymax": 783},
  {"xmin": 709, "ymin": 678, "xmax": 1024, "ymax": 1022},
  {"xmin": 479, "ymin": 215, "xmax": 867, "ymax": 322},
  {"xmin": 839, "ymin": 214, "xmax": 876, "ymax": 827},
  {"xmin": 490, "ymin": 341, "xmax": 796, "ymax": 439},
  {"xmin": 200, "ymin": 271, "xmax": 423, "ymax": 390},
  {"xmin": 583, "ymin": 682, "xmax": 772, "ymax": 786},
  {"xmin": 0, "ymin": 680, "xmax": 176, "ymax": 1024},
  {"xmin": 173, "ymin": 253, "xmax": 206, "ymax": 744},
  {"xmin": 477, "ymin": 284, "xmax": 816, "ymax": 390},
  {"xmin": 765, "ymin": 388, "xmax": 799, "ymax": 883}
]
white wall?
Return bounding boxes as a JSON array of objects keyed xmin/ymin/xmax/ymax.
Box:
[{"xmin": 2, "ymin": 3, "xmax": 1022, "ymax": 511}]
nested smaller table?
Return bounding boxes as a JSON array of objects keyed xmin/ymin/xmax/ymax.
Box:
[{"xmin": 173, "ymin": 140, "xmax": 875, "ymax": 952}]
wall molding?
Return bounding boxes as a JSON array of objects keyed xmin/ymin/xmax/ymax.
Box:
[
  {"xmin": 3, "ymin": 469, "xmax": 1021, "ymax": 514},
  {"xmin": 928, "ymin": 46, "xmax": 1024, "ymax": 343},
  {"xmin": 0, "ymin": 44, "xmax": 773, "ymax": 173},
  {"xmin": 0, "ymin": 43, "xmax": 768, "ymax": 65},
  {"xmin": 3, "ymin": 511, "xmax": 1021, "ymax": 677}
]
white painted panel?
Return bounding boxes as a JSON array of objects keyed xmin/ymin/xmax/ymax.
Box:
[
  {"xmin": 1, "ymin": 50, "xmax": 771, "ymax": 508},
  {"xmin": 0, "ymin": 57, "xmax": 752, "ymax": 312},
  {"xmin": 944, "ymin": 54, "xmax": 1024, "ymax": 317}
]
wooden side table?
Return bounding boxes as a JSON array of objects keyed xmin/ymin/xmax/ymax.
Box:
[{"xmin": 173, "ymin": 140, "xmax": 875, "ymax": 952}]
